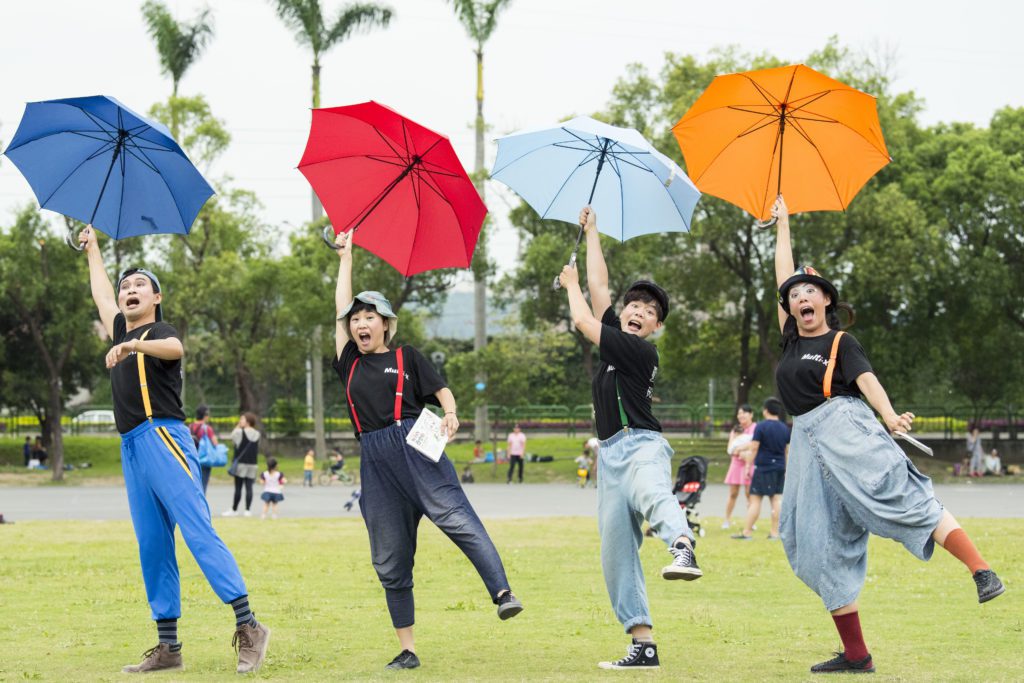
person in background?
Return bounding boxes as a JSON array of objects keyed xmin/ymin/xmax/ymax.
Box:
[
  {"xmin": 983, "ymin": 449, "xmax": 1002, "ymax": 477},
  {"xmin": 722, "ymin": 404, "xmax": 756, "ymax": 529},
  {"xmin": 189, "ymin": 405, "xmax": 218, "ymax": 493},
  {"xmin": 967, "ymin": 426, "xmax": 985, "ymax": 477},
  {"xmin": 23, "ymin": 436, "xmax": 32, "ymax": 468},
  {"xmin": 259, "ymin": 457, "xmax": 286, "ymax": 520},
  {"xmin": 732, "ymin": 399, "xmax": 788, "ymax": 541},
  {"xmin": 507, "ymin": 423, "xmax": 527, "ymax": 484},
  {"xmin": 32, "ymin": 437, "xmax": 48, "ymax": 468},
  {"xmin": 303, "ymin": 449, "xmax": 315, "ymax": 487},
  {"xmin": 223, "ymin": 413, "xmax": 260, "ymax": 517}
]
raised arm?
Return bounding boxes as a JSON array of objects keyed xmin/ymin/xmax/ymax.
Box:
[
  {"xmin": 581, "ymin": 206, "xmax": 612, "ymax": 318},
  {"xmin": 773, "ymin": 196, "xmax": 794, "ymax": 333},
  {"xmin": 855, "ymin": 371, "xmax": 914, "ymax": 434},
  {"xmin": 79, "ymin": 226, "xmax": 118, "ymax": 339},
  {"xmin": 334, "ymin": 230, "xmax": 354, "ymax": 358},
  {"xmin": 559, "ymin": 264, "xmax": 602, "ymax": 345}
]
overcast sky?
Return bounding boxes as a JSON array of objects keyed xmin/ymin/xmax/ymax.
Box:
[{"xmin": 2, "ymin": 0, "xmax": 1021, "ymax": 286}]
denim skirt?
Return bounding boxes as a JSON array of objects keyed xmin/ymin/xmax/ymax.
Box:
[{"xmin": 779, "ymin": 397, "xmax": 944, "ymax": 611}]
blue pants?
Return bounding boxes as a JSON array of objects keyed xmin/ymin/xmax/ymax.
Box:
[
  {"xmin": 780, "ymin": 397, "xmax": 944, "ymax": 611},
  {"xmin": 598, "ymin": 429, "xmax": 693, "ymax": 632},
  {"xmin": 359, "ymin": 419, "xmax": 511, "ymax": 628},
  {"xmin": 121, "ymin": 418, "xmax": 247, "ymax": 620}
]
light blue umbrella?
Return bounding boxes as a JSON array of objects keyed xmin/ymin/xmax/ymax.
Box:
[
  {"xmin": 3, "ymin": 95, "xmax": 213, "ymax": 250},
  {"xmin": 491, "ymin": 116, "xmax": 700, "ymax": 286}
]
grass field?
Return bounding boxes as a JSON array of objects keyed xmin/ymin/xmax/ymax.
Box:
[
  {"xmin": 0, "ymin": 516, "xmax": 1019, "ymax": 681},
  {"xmin": 0, "ymin": 435, "xmax": 1009, "ymax": 486}
]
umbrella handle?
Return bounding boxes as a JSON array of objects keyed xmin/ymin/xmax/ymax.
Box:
[
  {"xmin": 64, "ymin": 225, "xmax": 86, "ymax": 252},
  {"xmin": 755, "ymin": 215, "xmax": 778, "ymax": 230},
  {"xmin": 551, "ymin": 252, "xmax": 579, "ymax": 291},
  {"xmin": 322, "ymin": 225, "xmax": 342, "ymax": 250}
]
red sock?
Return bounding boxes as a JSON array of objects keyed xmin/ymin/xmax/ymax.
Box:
[
  {"xmin": 831, "ymin": 612, "xmax": 869, "ymax": 661},
  {"xmin": 942, "ymin": 528, "xmax": 990, "ymax": 574}
]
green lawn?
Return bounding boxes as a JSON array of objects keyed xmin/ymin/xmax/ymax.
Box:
[
  {"xmin": 0, "ymin": 517, "xmax": 1019, "ymax": 681},
  {"xmin": 1, "ymin": 435, "xmax": 1010, "ymax": 486}
]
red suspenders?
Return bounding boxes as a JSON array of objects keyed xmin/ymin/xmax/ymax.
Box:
[{"xmin": 345, "ymin": 347, "xmax": 405, "ymax": 434}]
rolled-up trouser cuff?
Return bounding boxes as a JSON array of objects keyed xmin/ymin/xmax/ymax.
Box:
[{"xmin": 622, "ymin": 615, "xmax": 653, "ymax": 634}]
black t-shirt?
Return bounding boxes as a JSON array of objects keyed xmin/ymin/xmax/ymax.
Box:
[
  {"xmin": 592, "ymin": 307, "xmax": 662, "ymax": 440},
  {"xmin": 751, "ymin": 419, "xmax": 790, "ymax": 472},
  {"xmin": 111, "ymin": 313, "xmax": 185, "ymax": 433},
  {"xmin": 776, "ymin": 329, "xmax": 874, "ymax": 416},
  {"xmin": 332, "ymin": 341, "xmax": 445, "ymax": 435}
]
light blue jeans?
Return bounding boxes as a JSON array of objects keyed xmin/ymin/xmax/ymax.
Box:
[
  {"xmin": 780, "ymin": 397, "xmax": 944, "ymax": 611},
  {"xmin": 598, "ymin": 429, "xmax": 693, "ymax": 632}
]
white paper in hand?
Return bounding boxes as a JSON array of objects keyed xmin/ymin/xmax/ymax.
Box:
[{"xmin": 405, "ymin": 408, "xmax": 448, "ymax": 462}]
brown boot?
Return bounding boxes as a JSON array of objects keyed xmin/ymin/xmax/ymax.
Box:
[
  {"xmin": 121, "ymin": 643, "xmax": 183, "ymax": 673},
  {"xmin": 233, "ymin": 622, "xmax": 270, "ymax": 674}
]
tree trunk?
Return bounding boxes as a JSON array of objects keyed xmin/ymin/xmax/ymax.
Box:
[
  {"xmin": 473, "ymin": 46, "xmax": 489, "ymax": 441},
  {"xmin": 312, "ymin": 327, "xmax": 327, "ymax": 459},
  {"xmin": 47, "ymin": 377, "xmax": 65, "ymax": 482},
  {"xmin": 235, "ymin": 359, "xmax": 262, "ymax": 414},
  {"xmin": 736, "ymin": 287, "xmax": 753, "ymax": 406}
]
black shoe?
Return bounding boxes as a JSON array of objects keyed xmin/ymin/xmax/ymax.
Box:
[
  {"xmin": 385, "ymin": 650, "xmax": 420, "ymax": 670},
  {"xmin": 810, "ymin": 652, "xmax": 875, "ymax": 674},
  {"xmin": 598, "ymin": 639, "xmax": 659, "ymax": 669},
  {"xmin": 496, "ymin": 591, "xmax": 523, "ymax": 620},
  {"xmin": 974, "ymin": 569, "xmax": 1005, "ymax": 603},
  {"xmin": 662, "ymin": 542, "xmax": 703, "ymax": 580}
]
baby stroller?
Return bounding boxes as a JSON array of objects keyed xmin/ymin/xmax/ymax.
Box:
[
  {"xmin": 673, "ymin": 456, "xmax": 708, "ymax": 538},
  {"xmin": 643, "ymin": 455, "xmax": 708, "ymax": 538}
]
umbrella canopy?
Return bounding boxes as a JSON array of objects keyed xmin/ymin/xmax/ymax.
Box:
[
  {"xmin": 673, "ymin": 64, "xmax": 890, "ymax": 222},
  {"xmin": 491, "ymin": 116, "xmax": 700, "ymax": 240},
  {"xmin": 3, "ymin": 95, "xmax": 214, "ymax": 239},
  {"xmin": 299, "ymin": 101, "xmax": 486, "ymax": 277}
]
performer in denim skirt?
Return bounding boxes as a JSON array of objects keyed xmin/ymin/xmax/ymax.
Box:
[
  {"xmin": 770, "ymin": 196, "xmax": 1005, "ymax": 675},
  {"xmin": 329, "ymin": 231, "xmax": 522, "ymax": 672},
  {"xmin": 558, "ymin": 207, "xmax": 702, "ymax": 671}
]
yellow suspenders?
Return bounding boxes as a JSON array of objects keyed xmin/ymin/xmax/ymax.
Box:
[
  {"xmin": 134, "ymin": 329, "xmax": 193, "ymax": 478},
  {"xmin": 135, "ymin": 330, "xmax": 153, "ymax": 421},
  {"xmin": 823, "ymin": 331, "xmax": 845, "ymax": 399}
]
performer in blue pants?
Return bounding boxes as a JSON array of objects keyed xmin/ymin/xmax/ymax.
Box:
[{"xmin": 79, "ymin": 226, "xmax": 270, "ymax": 675}]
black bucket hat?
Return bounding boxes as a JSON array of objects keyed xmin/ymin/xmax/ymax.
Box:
[
  {"xmin": 624, "ymin": 280, "xmax": 669, "ymax": 321},
  {"xmin": 778, "ymin": 266, "xmax": 839, "ymax": 312}
]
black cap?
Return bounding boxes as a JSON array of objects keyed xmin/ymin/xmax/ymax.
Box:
[
  {"xmin": 624, "ymin": 280, "xmax": 669, "ymax": 321},
  {"xmin": 778, "ymin": 266, "xmax": 839, "ymax": 312}
]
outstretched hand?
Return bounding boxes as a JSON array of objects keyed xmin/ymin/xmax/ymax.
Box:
[
  {"xmin": 771, "ymin": 195, "xmax": 789, "ymax": 224},
  {"xmin": 558, "ymin": 264, "xmax": 579, "ymax": 289},
  {"xmin": 105, "ymin": 339, "xmax": 138, "ymax": 369},
  {"xmin": 335, "ymin": 229, "xmax": 353, "ymax": 258},
  {"xmin": 579, "ymin": 206, "xmax": 597, "ymax": 234},
  {"xmin": 78, "ymin": 225, "xmax": 99, "ymax": 252}
]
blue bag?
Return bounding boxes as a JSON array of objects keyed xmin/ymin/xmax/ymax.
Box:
[{"xmin": 197, "ymin": 435, "xmax": 228, "ymax": 467}]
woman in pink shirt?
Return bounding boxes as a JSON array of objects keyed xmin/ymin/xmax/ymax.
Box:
[
  {"xmin": 507, "ymin": 424, "xmax": 527, "ymax": 484},
  {"xmin": 722, "ymin": 405, "xmax": 756, "ymax": 529}
]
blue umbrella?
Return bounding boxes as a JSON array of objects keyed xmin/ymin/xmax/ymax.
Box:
[
  {"xmin": 491, "ymin": 116, "xmax": 700, "ymax": 287},
  {"xmin": 3, "ymin": 95, "xmax": 213, "ymax": 249}
]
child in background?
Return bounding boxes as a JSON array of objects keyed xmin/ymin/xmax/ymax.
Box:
[
  {"xmin": 303, "ymin": 449, "xmax": 315, "ymax": 487},
  {"xmin": 260, "ymin": 458, "xmax": 286, "ymax": 520}
]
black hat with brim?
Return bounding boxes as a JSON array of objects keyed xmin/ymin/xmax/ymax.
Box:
[
  {"xmin": 625, "ymin": 280, "xmax": 669, "ymax": 321},
  {"xmin": 778, "ymin": 266, "xmax": 839, "ymax": 313}
]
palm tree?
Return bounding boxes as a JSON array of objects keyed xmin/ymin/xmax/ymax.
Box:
[
  {"xmin": 141, "ymin": 1, "xmax": 215, "ymax": 135},
  {"xmin": 269, "ymin": 0, "xmax": 394, "ymax": 461},
  {"xmin": 448, "ymin": 0, "xmax": 512, "ymax": 441}
]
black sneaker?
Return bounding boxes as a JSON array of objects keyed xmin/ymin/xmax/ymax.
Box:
[
  {"xmin": 810, "ymin": 652, "xmax": 875, "ymax": 674},
  {"xmin": 598, "ymin": 639, "xmax": 659, "ymax": 669},
  {"xmin": 662, "ymin": 542, "xmax": 703, "ymax": 580},
  {"xmin": 385, "ymin": 649, "xmax": 420, "ymax": 670},
  {"xmin": 974, "ymin": 569, "xmax": 1005, "ymax": 603},
  {"xmin": 496, "ymin": 591, "xmax": 524, "ymax": 620}
]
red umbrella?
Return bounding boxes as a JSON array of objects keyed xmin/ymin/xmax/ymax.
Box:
[{"xmin": 299, "ymin": 101, "xmax": 486, "ymax": 276}]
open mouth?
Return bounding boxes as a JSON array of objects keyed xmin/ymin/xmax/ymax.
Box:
[
  {"xmin": 626, "ymin": 320, "xmax": 642, "ymax": 332},
  {"xmin": 799, "ymin": 305, "xmax": 814, "ymax": 324},
  {"xmin": 125, "ymin": 296, "xmax": 140, "ymax": 309},
  {"xmin": 357, "ymin": 332, "xmax": 371, "ymax": 344}
]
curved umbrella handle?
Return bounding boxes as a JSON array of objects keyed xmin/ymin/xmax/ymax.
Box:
[
  {"xmin": 755, "ymin": 215, "xmax": 778, "ymax": 230},
  {"xmin": 322, "ymin": 225, "xmax": 342, "ymax": 250},
  {"xmin": 64, "ymin": 225, "xmax": 86, "ymax": 252}
]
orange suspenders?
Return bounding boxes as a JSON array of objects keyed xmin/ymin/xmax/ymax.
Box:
[{"xmin": 823, "ymin": 331, "xmax": 845, "ymax": 399}]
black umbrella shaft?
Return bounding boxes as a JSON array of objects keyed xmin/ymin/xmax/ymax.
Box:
[
  {"xmin": 347, "ymin": 158, "xmax": 419, "ymax": 232},
  {"xmin": 587, "ymin": 138, "xmax": 611, "ymax": 205},
  {"xmin": 89, "ymin": 131, "xmax": 127, "ymax": 226},
  {"xmin": 776, "ymin": 105, "xmax": 786, "ymax": 197}
]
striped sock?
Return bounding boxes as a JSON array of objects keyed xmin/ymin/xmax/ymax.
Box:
[
  {"xmin": 230, "ymin": 595, "xmax": 258, "ymax": 628},
  {"xmin": 156, "ymin": 618, "xmax": 180, "ymax": 650}
]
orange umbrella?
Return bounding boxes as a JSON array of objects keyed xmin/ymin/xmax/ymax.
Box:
[{"xmin": 672, "ymin": 64, "xmax": 890, "ymax": 223}]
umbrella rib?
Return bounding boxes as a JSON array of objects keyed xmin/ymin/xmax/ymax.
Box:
[
  {"xmin": 736, "ymin": 115, "xmax": 784, "ymax": 139},
  {"xmin": 124, "ymin": 138, "xmax": 190, "ymax": 231},
  {"xmin": 373, "ymin": 127, "xmax": 407, "ymax": 161},
  {"xmin": 727, "ymin": 105, "xmax": 783, "ymax": 117},
  {"xmin": 79, "ymin": 110, "xmax": 119, "ymax": 140},
  {"xmin": 490, "ymin": 136, "xmax": 585, "ymax": 176},
  {"xmin": 782, "ymin": 66, "xmax": 798, "ymax": 105},
  {"xmin": 3, "ymin": 128, "xmax": 114, "ymax": 152},
  {"xmin": 123, "ymin": 140, "xmax": 162, "ymax": 174},
  {"xmin": 561, "ymin": 128, "xmax": 603, "ymax": 152},
  {"xmin": 539, "ymin": 154, "xmax": 595, "ymax": 218},
  {"xmin": 787, "ymin": 90, "xmax": 833, "ymax": 114},
  {"xmin": 756, "ymin": 122, "xmax": 784, "ymax": 220},
  {"xmin": 786, "ymin": 118, "xmax": 846, "ymax": 209},
  {"xmin": 690, "ymin": 123, "xmax": 773, "ymax": 186},
  {"xmin": 740, "ymin": 76, "xmax": 782, "ymax": 113},
  {"xmin": 38, "ymin": 150, "xmax": 107, "ymax": 208}
]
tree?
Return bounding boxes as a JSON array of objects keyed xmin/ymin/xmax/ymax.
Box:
[
  {"xmin": 140, "ymin": 0, "xmax": 215, "ymax": 137},
  {"xmin": 0, "ymin": 209, "xmax": 105, "ymax": 480},
  {"xmin": 448, "ymin": 0, "xmax": 512, "ymax": 440},
  {"xmin": 269, "ymin": 0, "xmax": 394, "ymax": 458}
]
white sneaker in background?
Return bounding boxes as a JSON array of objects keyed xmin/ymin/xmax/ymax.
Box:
[
  {"xmin": 243, "ymin": 510, "xmax": 252, "ymax": 517},
  {"xmin": 222, "ymin": 510, "xmax": 237, "ymax": 517}
]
